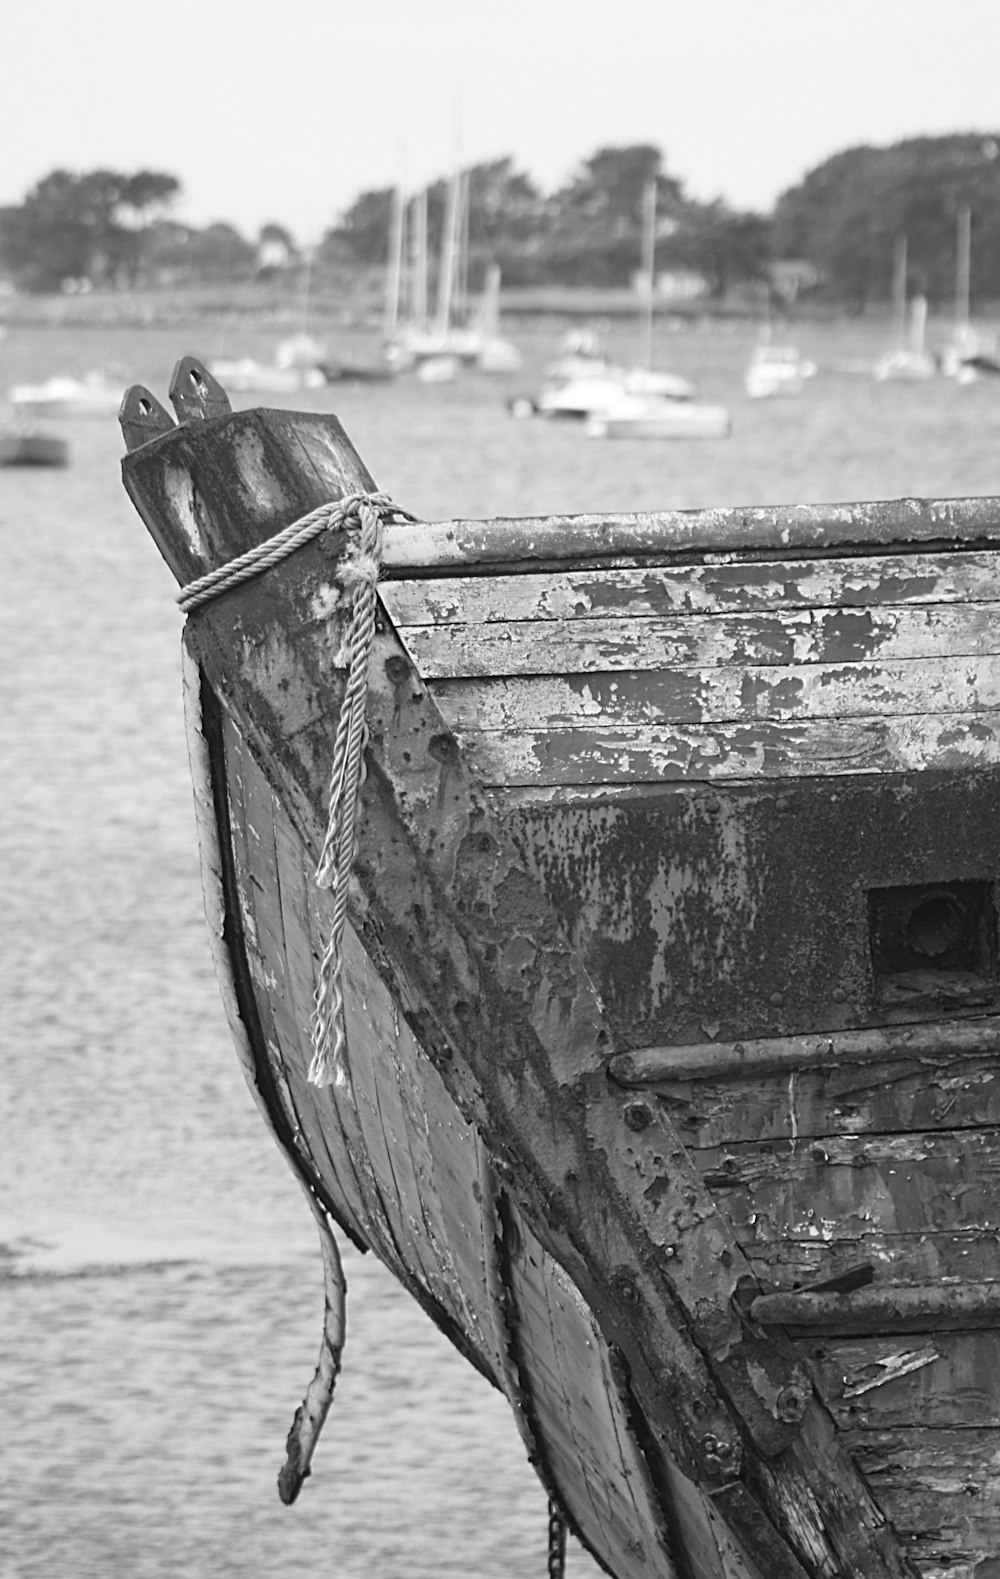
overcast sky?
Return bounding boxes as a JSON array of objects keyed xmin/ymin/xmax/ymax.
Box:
[{"xmin": 5, "ymin": 0, "xmax": 999, "ymax": 244}]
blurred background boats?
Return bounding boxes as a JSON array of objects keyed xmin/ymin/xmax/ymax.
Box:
[
  {"xmin": 384, "ymin": 178, "xmax": 523, "ymax": 379},
  {"xmin": 8, "ymin": 369, "xmax": 126, "ymax": 417},
  {"xmin": 511, "ymin": 180, "xmax": 730, "ymax": 437}
]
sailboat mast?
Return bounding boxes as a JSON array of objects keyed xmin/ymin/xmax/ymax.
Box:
[
  {"xmin": 638, "ymin": 177, "xmax": 657, "ymax": 371},
  {"xmin": 435, "ymin": 169, "xmax": 462, "ymax": 337},
  {"xmin": 956, "ymin": 205, "xmax": 971, "ymax": 335},
  {"xmin": 891, "ymin": 234, "xmax": 908, "ymax": 350},
  {"xmin": 384, "ymin": 186, "xmax": 405, "ymax": 341},
  {"xmin": 413, "ymin": 189, "xmax": 429, "ymax": 331},
  {"xmin": 458, "ymin": 170, "xmax": 471, "ymax": 324}
]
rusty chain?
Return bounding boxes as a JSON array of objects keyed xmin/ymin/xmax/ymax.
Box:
[{"xmin": 547, "ymin": 1498, "xmax": 567, "ymax": 1579}]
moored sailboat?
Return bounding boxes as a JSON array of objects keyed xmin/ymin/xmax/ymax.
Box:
[
  {"xmin": 941, "ymin": 207, "xmax": 1000, "ymax": 383},
  {"xmin": 517, "ymin": 180, "xmax": 727, "ymax": 436},
  {"xmin": 385, "ymin": 175, "xmax": 521, "ymax": 378},
  {"xmin": 874, "ymin": 236, "xmax": 936, "ymax": 382}
]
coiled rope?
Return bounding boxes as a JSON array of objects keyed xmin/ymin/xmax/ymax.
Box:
[{"xmin": 179, "ymin": 490, "xmax": 413, "ymax": 1088}]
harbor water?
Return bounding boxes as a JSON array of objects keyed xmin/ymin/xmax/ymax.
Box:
[{"xmin": 3, "ymin": 314, "xmax": 1000, "ymax": 1579}]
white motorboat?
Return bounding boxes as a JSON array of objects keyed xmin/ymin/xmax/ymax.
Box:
[
  {"xmin": 517, "ymin": 185, "xmax": 696, "ymax": 419},
  {"xmin": 521, "ymin": 363, "xmax": 698, "ymax": 421},
  {"xmin": 744, "ymin": 342, "xmax": 817, "ymax": 398},
  {"xmin": 586, "ymin": 390, "xmax": 731, "ymax": 440},
  {"xmin": 8, "ymin": 372, "xmax": 126, "ymax": 418},
  {"xmin": 415, "ymin": 352, "xmax": 461, "ymax": 384}
]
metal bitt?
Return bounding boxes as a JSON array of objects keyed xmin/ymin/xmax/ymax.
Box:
[
  {"xmin": 168, "ymin": 356, "xmax": 232, "ymax": 423},
  {"xmin": 119, "ymin": 386, "xmax": 175, "ymax": 453},
  {"xmin": 120, "ymin": 357, "xmax": 232, "ymax": 454}
]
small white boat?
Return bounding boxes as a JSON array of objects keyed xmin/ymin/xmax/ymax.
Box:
[
  {"xmin": 536, "ymin": 374, "xmax": 640, "ymax": 419},
  {"xmin": 0, "ymin": 429, "xmax": 69, "ymax": 466},
  {"xmin": 744, "ymin": 343, "xmax": 817, "ymax": 398},
  {"xmin": 526, "ymin": 365, "xmax": 697, "ymax": 422},
  {"xmin": 415, "ymin": 353, "xmax": 461, "ymax": 384},
  {"xmin": 8, "ymin": 373, "xmax": 126, "ymax": 418},
  {"xmin": 587, "ymin": 391, "xmax": 731, "ymax": 440},
  {"xmin": 942, "ymin": 334, "xmax": 1000, "ymax": 383},
  {"xmin": 274, "ymin": 333, "xmax": 328, "ymax": 371},
  {"xmin": 206, "ymin": 358, "xmax": 327, "ymax": 394}
]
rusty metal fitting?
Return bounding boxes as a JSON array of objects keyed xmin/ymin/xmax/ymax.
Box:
[
  {"xmin": 428, "ymin": 732, "xmax": 459, "ymax": 763},
  {"xmin": 384, "ymin": 654, "xmax": 409, "ymax": 683},
  {"xmin": 776, "ymin": 1383, "xmax": 809, "ymax": 1423},
  {"xmin": 615, "ymin": 1273, "xmax": 642, "ymax": 1307},
  {"xmin": 623, "ymin": 1100, "xmax": 653, "ymax": 1132}
]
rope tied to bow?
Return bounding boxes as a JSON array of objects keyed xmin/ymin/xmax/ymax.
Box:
[{"xmin": 178, "ymin": 490, "xmax": 413, "ymax": 1089}]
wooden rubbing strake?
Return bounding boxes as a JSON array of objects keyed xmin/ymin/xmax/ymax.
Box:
[
  {"xmin": 610, "ymin": 1018, "xmax": 1000, "ymax": 1084},
  {"xmin": 750, "ymin": 1282, "xmax": 1000, "ymax": 1335}
]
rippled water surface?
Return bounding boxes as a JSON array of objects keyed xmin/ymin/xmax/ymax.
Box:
[{"xmin": 3, "ymin": 313, "xmax": 1000, "ymax": 1578}]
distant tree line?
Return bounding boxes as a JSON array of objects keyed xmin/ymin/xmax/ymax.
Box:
[
  {"xmin": 320, "ymin": 146, "xmax": 771, "ymax": 299},
  {"xmin": 2, "ymin": 135, "xmax": 999, "ymax": 307},
  {"xmin": 773, "ymin": 133, "xmax": 1000, "ymax": 310},
  {"xmin": 0, "ymin": 168, "xmax": 297, "ymax": 293}
]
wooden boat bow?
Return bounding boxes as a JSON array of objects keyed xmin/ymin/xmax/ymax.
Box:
[{"xmin": 119, "ymin": 356, "xmax": 1000, "ymax": 1579}]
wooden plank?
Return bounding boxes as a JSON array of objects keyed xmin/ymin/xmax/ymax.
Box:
[
  {"xmin": 811, "ymin": 1332, "xmax": 1000, "ymax": 1429},
  {"xmin": 698, "ymin": 1129, "xmax": 1000, "ymax": 1279},
  {"xmin": 650, "ymin": 1053, "xmax": 1000, "ymax": 1150},
  {"xmin": 337, "ymin": 926, "xmax": 451, "ymax": 1301},
  {"xmin": 253, "ymin": 763, "xmax": 406, "ymax": 1273},
  {"xmin": 399, "ymin": 605, "xmax": 1000, "ymax": 679},
  {"xmin": 340, "ymin": 926, "xmax": 504, "ymax": 1361},
  {"xmin": 224, "ymin": 717, "xmax": 373, "ymax": 1248},
  {"xmin": 415, "ymin": 1102, "xmax": 506, "ymax": 1370},
  {"xmin": 183, "ymin": 651, "xmax": 369, "ymax": 1252},
  {"xmin": 505, "ymin": 1210, "xmax": 679, "ymax": 1579},
  {"xmin": 429, "ymin": 656, "xmax": 1000, "ymax": 732},
  {"xmin": 458, "ymin": 712, "xmax": 1000, "ymax": 787},
  {"xmin": 841, "ymin": 1426, "xmax": 1000, "ymax": 1537},
  {"xmin": 737, "ymin": 1227, "xmax": 1000, "ymax": 1293},
  {"xmin": 380, "ymin": 550, "xmax": 1000, "ymax": 627},
  {"xmin": 374, "ymin": 1012, "xmax": 503, "ymax": 1372}
]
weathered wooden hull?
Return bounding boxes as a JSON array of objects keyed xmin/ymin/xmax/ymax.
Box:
[{"xmin": 121, "ymin": 359, "xmax": 1000, "ymax": 1579}]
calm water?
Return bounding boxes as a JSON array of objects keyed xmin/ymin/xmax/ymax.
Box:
[{"xmin": 3, "ymin": 313, "xmax": 1000, "ymax": 1579}]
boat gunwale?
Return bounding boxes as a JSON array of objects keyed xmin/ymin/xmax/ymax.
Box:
[{"xmin": 378, "ymin": 495, "xmax": 1000, "ymax": 576}]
